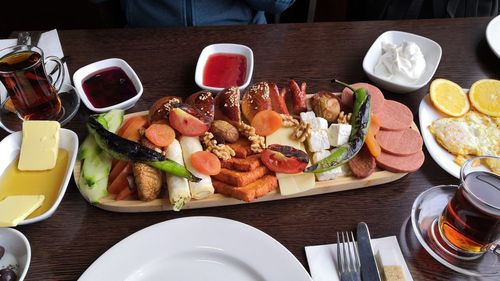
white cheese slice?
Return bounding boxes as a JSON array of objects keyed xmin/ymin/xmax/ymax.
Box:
[
  {"xmin": 276, "ymin": 172, "xmax": 316, "ymax": 195},
  {"xmin": 328, "ymin": 123, "xmax": 352, "ymax": 147},
  {"xmin": 266, "ymin": 127, "xmax": 315, "ymax": 195},
  {"xmin": 266, "ymin": 127, "xmax": 304, "ymax": 149},
  {"xmin": 18, "ymin": 121, "xmax": 60, "ymax": 171}
]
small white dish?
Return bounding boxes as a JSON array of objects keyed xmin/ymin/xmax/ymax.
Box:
[
  {"xmin": 363, "ymin": 31, "xmax": 442, "ymax": 94},
  {"xmin": 486, "ymin": 15, "xmax": 500, "ymax": 59},
  {"xmin": 195, "ymin": 43, "xmax": 254, "ymax": 92},
  {"xmin": 79, "ymin": 216, "xmax": 311, "ymax": 281},
  {"xmin": 0, "ymin": 228, "xmax": 31, "ymax": 281},
  {"xmin": 72, "ymin": 58, "xmax": 143, "ymax": 113},
  {"xmin": 0, "ymin": 128, "xmax": 79, "ymax": 224}
]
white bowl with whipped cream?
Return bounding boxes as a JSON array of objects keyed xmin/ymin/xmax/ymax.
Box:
[{"xmin": 363, "ymin": 31, "xmax": 442, "ymax": 94}]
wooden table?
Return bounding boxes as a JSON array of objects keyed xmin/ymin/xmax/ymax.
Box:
[{"xmin": 3, "ymin": 17, "xmax": 499, "ymax": 280}]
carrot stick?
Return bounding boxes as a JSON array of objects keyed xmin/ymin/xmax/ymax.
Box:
[
  {"xmin": 108, "ymin": 164, "xmax": 133, "ymax": 194},
  {"xmin": 109, "ymin": 160, "xmax": 129, "ymax": 183}
]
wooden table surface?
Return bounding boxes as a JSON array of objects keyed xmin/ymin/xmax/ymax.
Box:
[{"xmin": 3, "ymin": 17, "xmax": 499, "ymax": 280}]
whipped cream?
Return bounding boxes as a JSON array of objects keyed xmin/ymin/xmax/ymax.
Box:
[{"xmin": 374, "ymin": 41, "xmax": 426, "ymax": 83}]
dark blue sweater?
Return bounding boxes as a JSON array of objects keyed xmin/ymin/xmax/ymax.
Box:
[{"xmin": 121, "ymin": 0, "xmax": 295, "ymax": 26}]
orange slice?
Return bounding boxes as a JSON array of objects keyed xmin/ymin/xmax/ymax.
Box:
[
  {"xmin": 469, "ymin": 79, "xmax": 500, "ymax": 117},
  {"xmin": 429, "ymin": 79, "xmax": 470, "ymax": 117}
]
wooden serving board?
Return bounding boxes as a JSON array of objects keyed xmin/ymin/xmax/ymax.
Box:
[{"xmin": 73, "ymin": 111, "xmax": 414, "ymax": 213}]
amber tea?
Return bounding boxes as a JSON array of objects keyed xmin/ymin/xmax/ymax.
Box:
[
  {"xmin": 439, "ymin": 170, "xmax": 500, "ymax": 254},
  {"xmin": 0, "ymin": 46, "xmax": 62, "ymax": 120}
]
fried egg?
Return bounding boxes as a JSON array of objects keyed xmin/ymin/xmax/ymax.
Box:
[{"xmin": 429, "ymin": 111, "xmax": 499, "ymax": 173}]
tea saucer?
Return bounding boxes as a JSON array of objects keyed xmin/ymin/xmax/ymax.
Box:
[
  {"xmin": 0, "ymin": 84, "xmax": 80, "ymax": 133},
  {"xmin": 410, "ymin": 185, "xmax": 500, "ymax": 277}
]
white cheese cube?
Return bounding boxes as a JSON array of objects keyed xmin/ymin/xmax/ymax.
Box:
[
  {"xmin": 328, "ymin": 123, "xmax": 352, "ymax": 147},
  {"xmin": 316, "ymin": 165, "xmax": 349, "ymax": 181},
  {"xmin": 315, "ymin": 117, "xmax": 328, "ymax": 130},
  {"xmin": 300, "ymin": 111, "xmax": 316, "ymax": 124},
  {"xmin": 307, "ymin": 129, "xmax": 330, "ymax": 152},
  {"xmin": 312, "ymin": 150, "xmax": 330, "ymax": 164}
]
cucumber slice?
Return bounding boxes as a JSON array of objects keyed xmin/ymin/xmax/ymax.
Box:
[
  {"xmin": 78, "ymin": 172, "xmax": 108, "ymax": 204},
  {"xmin": 82, "ymin": 151, "xmax": 112, "ymax": 187},
  {"xmin": 102, "ymin": 109, "xmax": 125, "ymax": 133},
  {"xmin": 77, "ymin": 135, "xmax": 100, "ymax": 160}
]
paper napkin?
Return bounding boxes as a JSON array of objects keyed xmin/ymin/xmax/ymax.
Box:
[
  {"xmin": 305, "ymin": 236, "xmax": 413, "ymax": 281},
  {"xmin": 0, "ymin": 29, "xmax": 71, "ymax": 103}
]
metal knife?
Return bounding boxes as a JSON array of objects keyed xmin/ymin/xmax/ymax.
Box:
[{"xmin": 357, "ymin": 222, "xmax": 381, "ymax": 281}]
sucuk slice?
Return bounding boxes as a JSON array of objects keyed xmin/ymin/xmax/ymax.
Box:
[
  {"xmin": 377, "ymin": 100, "xmax": 413, "ymax": 131},
  {"xmin": 347, "ymin": 146, "xmax": 376, "ymax": 178},
  {"xmin": 375, "ymin": 150, "xmax": 425, "ymax": 173},
  {"xmin": 341, "ymin": 82, "xmax": 386, "ymax": 114},
  {"xmin": 376, "ymin": 128, "xmax": 423, "ymax": 156}
]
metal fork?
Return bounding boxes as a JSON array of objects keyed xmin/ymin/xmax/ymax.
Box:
[{"xmin": 337, "ymin": 231, "xmax": 362, "ymax": 281}]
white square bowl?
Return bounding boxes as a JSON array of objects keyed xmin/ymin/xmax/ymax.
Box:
[
  {"xmin": 0, "ymin": 128, "xmax": 78, "ymax": 225},
  {"xmin": 195, "ymin": 43, "xmax": 254, "ymax": 92},
  {"xmin": 72, "ymin": 58, "xmax": 143, "ymax": 113},
  {"xmin": 362, "ymin": 31, "xmax": 442, "ymax": 94}
]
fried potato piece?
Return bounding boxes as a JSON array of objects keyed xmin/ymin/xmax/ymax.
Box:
[
  {"xmin": 221, "ymin": 154, "xmax": 262, "ymax": 171},
  {"xmin": 213, "ymin": 175, "xmax": 278, "ymax": 202},
  {"xmin": 227, "ymin": 138, "xmax": 253, "ymax": 158},
  {"xmin": 212, "ymin": 166, "xmax": 269, "ymax": 187}
]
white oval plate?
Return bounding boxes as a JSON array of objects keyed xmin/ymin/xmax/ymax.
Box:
[
  {"xmin": 418, "ymin": 95, "xmax": 460, "ymax": 178},
  {"xmin": 0, "ymin": 128, "xmax": 78, "ymax": 224},
  {"xmin": 79, "ymin": 216, "xmax": 312, "ymax": 281},
  {"xmin": 486, "ymin": 15, "xmax": 500, "ymax": 59}
]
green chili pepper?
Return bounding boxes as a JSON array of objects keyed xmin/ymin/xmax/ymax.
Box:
[
  {"xmin": 87, "ymin": 115, "xmax": 201, "ymax": 182},
  {"xmin": 305, "ymin": 80, "xmax": 371, "ymax": 173}
]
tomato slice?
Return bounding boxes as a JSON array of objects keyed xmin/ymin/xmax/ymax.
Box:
[
  {"xmin": 261, "ymin": 144, "xmax": 309, "ymax": 174},
  {"xmin": 168, "ymin": 106, "xmax": 209, "ymax": 136}
]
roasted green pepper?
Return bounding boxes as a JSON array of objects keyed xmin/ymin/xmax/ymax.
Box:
[
  {"xmin": 87, "ymin": 115, "xmax": 201, "ymax": 182},
  {"xmin": 305, "ymin": 80, "xmax": 371, "ymax": 173}
]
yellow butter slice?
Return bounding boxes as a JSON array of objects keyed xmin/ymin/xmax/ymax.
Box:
[
  {"xmin": 18, "ymin": 121, "xmax": 60, "ymax": 171},
  {"xmin": 0, "ymin": 195, "xmax": 45, "ymax": 227}
]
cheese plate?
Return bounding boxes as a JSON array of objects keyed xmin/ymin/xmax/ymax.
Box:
[{"xmin": 73, "ymin": 111, "xmax": 415, "ymax": 213}]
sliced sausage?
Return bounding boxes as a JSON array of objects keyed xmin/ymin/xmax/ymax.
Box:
[
  {"xmin": 341, "ymin": 82, "xmax": 385, "ymax": 114},
  {"xmin": 377, "ymin": 100, "xmax": 413, "ymax": 131},
  {"xmin": 375, "ymin": 150, "xmax": 425, "ymax": 173},
  {"xmin": 376, "ymin": 128, "xmax": 423, "ymax": 156},
  {"xmin": 348, "ymin": 146, "xmax": 376, "ymax": 178}
]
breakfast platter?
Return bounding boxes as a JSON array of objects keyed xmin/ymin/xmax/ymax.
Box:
[
  {"xmin": 73, "ymin": 77, "xmax": 424, "ymax": 213},
  {"xmin": 73, "ymin": 112, "xmax": 410, "ymax": 213}
]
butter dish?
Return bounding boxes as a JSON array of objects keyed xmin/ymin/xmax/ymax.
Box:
[
  {"xmin": 305, "ymin": 236, "xmax": 413, "ymax": 281},
  {"xmin": 0, "ymin": 128, "xmax": 78, "ymax": 225}
]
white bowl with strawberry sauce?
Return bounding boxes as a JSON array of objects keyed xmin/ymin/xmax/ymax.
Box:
[{"xmin": 195, "ymin": 44, "xmax": 254, "ymax": 92}]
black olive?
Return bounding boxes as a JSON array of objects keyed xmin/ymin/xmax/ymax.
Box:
[
  {"xmin": 0, "ymin": 246, "xmax": 4, "ymax": 259},
  {"xmin": 0, "ymin": 268, "xmax": 17, "ymax": 281}
]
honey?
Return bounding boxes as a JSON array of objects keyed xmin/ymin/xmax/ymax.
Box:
[{"xmin": 0, "ymin": 149, "xmax": 69, "ymax": 218}]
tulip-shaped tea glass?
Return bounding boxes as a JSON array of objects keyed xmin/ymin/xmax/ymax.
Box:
[
  {"xmin": 411, "ymin": 155, "xmax": 499, "ymax": 276},
  {"xmin": 0, "ymin": 45, "xmax": 79, "ymax": 133}
]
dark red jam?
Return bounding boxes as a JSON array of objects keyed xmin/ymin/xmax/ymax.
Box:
[{"xmin": 82, "ymin": 66, "xmax": 137, "ymax": 108}]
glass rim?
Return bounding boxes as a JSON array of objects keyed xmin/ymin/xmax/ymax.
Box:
[
  {"xmin": 460, "ymin": 155, "xmax": 500, "ymax": 211},
  {"xmin": 0, "ymin": 44, "xmax": 44, "ymax": 74}
]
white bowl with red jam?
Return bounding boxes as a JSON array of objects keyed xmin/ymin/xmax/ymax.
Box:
[
  {"xmin": 72, "ymin": 58, "xmax": 143, "ymax": 113},
  {"xmin": 195, "ymin": 43, "xmax": 254, "ymax": 92}
]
